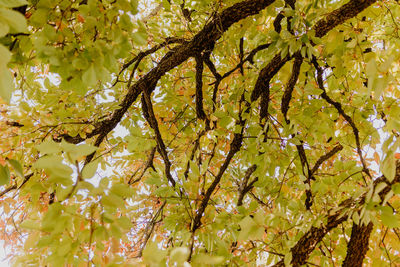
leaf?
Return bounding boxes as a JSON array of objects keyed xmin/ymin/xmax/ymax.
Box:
[
  {"xmin": 102, "ymin": 194, "xmax": 125, "ymax": 208},
  {"xmin": 0, "ymin": 7, "xmax": 27, "ymax": 33},
  {"xmin": 170, "ymin": 247, "xmax": 190, "ymax": 264},
  {"xmin": 238, "ymin": 216, "xmax": 264, "ymax": 241},
  {"xmin": 82, "ymin": 64, "xmax": 97, "ymax": 86},
  {"xmin": 109, "ymin": 183, "xmax": 134, "ymax": 198},
  {"xmin": 29, "ymin": 8, "xmax": 48, "ymax": 27},
  {"xmin": 0, "ymin": 44, "xmax": 12, "ymax": 102},
  {"xmin": 132, "ymin": 31, "xmax": 147, "ymax": 46},
  {"xmin": 0, "ymin": 21, "xmax": 9, "ymax": 37},
  {"xmin": 116, "ymin": 217, "xmax": 132, "ymax": 230},
  {"xmin": 393, "ymin": 183, "xmax": 400, "ymax": 195},
  {"xmin": 60, "ymin": 141, "xmax": 97, "ymax": 160},
  {"xmin": 381, "ymin": 152, "xmax": 396, "ymax": 182},
  {"xmin": 0, "ymin": 0, "xmax": 28, "ymax": 8},
  {"xmin": 192, "ymin": 253, "xmax": 224, "ymax": 265},
  {"xmin": 81, "ymin": 160, "xmax": 98, "ymax": 179},
  {"xmin": 20, "ymin": 220, "xmax": 41, "ymax": 230},
  {"xmin": 284, "ymin": 252, "xmax": 292, "ymax": 267},
  {"xmin": 381, "ymin": 206, "xmax": 400, "ymax": 228},
  {"xmin": 36, "ymin": 139, "xmax": 62, "ymax": 154},
  {"xmin": 7, "ymin": 158, "xmax": 23, "ymax": 178},
  {"xmin": 0, "ymin": 164, "xmax": 10, "ymax": 186},
  {"xmin": 33, "ymin": 155, "xmax": 73, "ymax": 178},
  {"xmin": 142, "ymin": 242, "xmax": 167, "ymax": 265}
]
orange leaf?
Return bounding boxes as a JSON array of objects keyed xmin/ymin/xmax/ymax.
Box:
[
  {"xmin": 374, "ymin": 152, "xmax": 380, "ymax": 164},
  {"xmin": 77, "ymin": 14, "xmax": 85, "ymax": 23}
]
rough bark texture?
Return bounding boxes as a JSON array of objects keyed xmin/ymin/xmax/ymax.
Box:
[
  {"xmin": 53, "ymin": 0, "xmax": 382, "ymax": 264},
  {"xmin": 62, "ymin": 0, "xmax": 275, "ymax": 145},
  {"xmin": 273, "ymin": 161, "xmax": 400, "ymax": 266},
  {"xmin": 342, "ymin": 222, "xmax": 374, "ymax": 267},
  {"xmin": 251, "ymin": 0, "xmax": 377, "ymax": 103},
  {"xmin": 314, "ymin": 0, "xmax": 377, "ymax": 38}
]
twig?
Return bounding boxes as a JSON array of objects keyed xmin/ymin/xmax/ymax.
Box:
[
  {"xmin": 312, "ymin": 58, "xmax": 372, "ymax": 179},
  {"xmin": 141, "ymin": 92, "xmax": 176, "ymax": 187}
]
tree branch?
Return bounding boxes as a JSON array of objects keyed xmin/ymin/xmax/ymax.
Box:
[
  {"xmin": 128, "ymin": 147, "xmax": 156, "ymax": 185},
  {"xmin": 305, "ymin": 143, "xmax": 343, "ymax": 209},
  {"xmin": 62, "ymin": 0, "xmax": 277, "ymax": 145},
  {"xmin": 273, "ymin": 161, "xmax": 400, "ymax": 267},
  {"xmin": 251, "ymin": 0, "xmax": 378, "ymax": 103},
  {"xmin": 141, "ymin": 92, "xmax": 176, "ymax": 187},
  {"xmin": 281, "ymin": 53, "xmax": 303, "ymax": 124},
  {"xmin": 194, "ymin": 54, "xmax": 207, "ymax": 120},
  {"xmin": 342, "ymin": 222, "xmax": 374, "ymax": 267},
  {"xmin": 136, "ymin": 201, "xmax": 166, "ymax": 257},
  {"xmin": 312, "ymin": 58, "xmax": 371, "ymax": 179},
  {"xmin": 311, "ymin": 144, "xmax": 343, "ymax": 175},
  {"xmin": 237, "ymin": 164, "xmax": 257, "ymax": 206}
]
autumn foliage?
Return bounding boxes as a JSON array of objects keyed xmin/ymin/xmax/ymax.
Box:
[{"xmin": 1, "ymin": 0, "xmax": 400, "ymax": 266}]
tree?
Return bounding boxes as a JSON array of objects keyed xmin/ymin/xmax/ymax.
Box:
[{"xmin": 0, "ymin": 0, "xmax": 400, "ymax": 265}]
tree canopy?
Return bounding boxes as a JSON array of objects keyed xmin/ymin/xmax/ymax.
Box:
[{"xmin": 1, "ymin": 0, "xmax": 400, "ymax": 266}]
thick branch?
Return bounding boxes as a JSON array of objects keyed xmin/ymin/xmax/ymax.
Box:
[
  {"xmin": 116, "ymin": 37, "xmax": 187, "ymax": 85},
  {"xmin": 239, "ymin": 37, "xmax": 244, "ymax": 75},
  {"xmin": 62, "ymin": 0, "xmax": 276, "ymax": 145},
  {"xmin": 313, "ymin": 0, "xmax": 377, "ymax": 38},
  {"xmin": 296, "ymin": 143, "xmax": 312, "ymax": 209},
  {"xmin": 281, "ymin": 53, "xmax": 303, "ymax": 123},
  {"xmin": 273, "ymin": 161, "xmax": 400, "ymax": 267},
  {"xmin": 194, "ymin": 55, "xmax": 207, "ymax": 120},
  {"xmin": 341, "ymin": 159, "xmax": 400, "ymax": 266},
  {"xmin": 251, "ymin": 0, "xmax": 377, "ymax": 103},
  {"xmin": 342, "ymin": 222, "xmax": 374, "ymax": 267},
  {"xmin": 251, "ymin": 53, "xmax": 289, "ymax": 103}
]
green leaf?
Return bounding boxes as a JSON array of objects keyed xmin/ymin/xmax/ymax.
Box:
[
  {"xmin": 33, "ymin": 155, "xmax": 73, "ymax": 178},
  {"xmin": 381, "ymin": 206, "xmax": 400, "ymax": 228},
  {"xmin": 192, "ymin": 253, "xmax": 224, "ymax": 265},
  {"xmin": 7, "ymin": 158, "xmax": 23, "ymax": 178},
  {"xmin": 0, "ymin": 164, "xmax": 10, "ymax": 186},
  {"xmin": 36, "ymin": 139, "xmax": 62, "ymax": 154},
  {"xmin": 142, "ymin": 242, "xmax": 167, "ymax": 265},
  {"xmin": 81, "ymin": 160, "xmax": 98, "ymax": 179},
  {"xmin": 60, "ymin": 141, "xmax": 97, "ymax": 160},
  {"xmin": 20, "ymin": 219, "xmax": 41, "ymax": 230},
  {"xmin": 102, "ymin": 194, "xmax": 125, "ymax": 208},
  {"xmin": 110, "ymin": 183, "xmax": 134, "ymax": 198},
  {"xmin": 29, "ymin": 8, "xmax": 48, "ymax": 27},
  {"xmin": 170, "ymin": 247, "xmax": 190, "ymax": 264},
  {"xmin": 284, "ymin": 252, "xmax": 292, "ymax": 267},
  {"xmin": 37, "ymin": 235, "xmax": 53, "ymax": 247},
  {"xmin": 82, "ymin": 64, "xmax": 97, "ymax": 87},
  {"xmin": 238, "ymin": 216, "xmax": 264, "ymax": 241},
  {"xmin": 381, "ymin": 152, "xmax": 396, "ymax": 182},
  {"xmin": 116, "ymin": 217, "xmax": 132, "ymax": 230},
  {"xmin": 132, "ymin": 31, "xmax": 147, "ymax": 46},
  {"xmin": 0, "ymin": 0, "xmax": 27, "ymax": 8},
  {"xmin": 0, "ymin": 44, "xmax": 12, "ymax": 102},
  {"xmin": 393, "ymin": 183, "xmax": 400, "ymax": 195},
  {"xmin": 0, "ymin": 7, "xmax": 27, "ymax": 33},
  {"xmin": 0, "ymin": 21, "xmax": 9, "ymax": 37}
]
